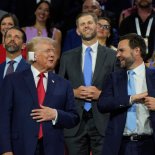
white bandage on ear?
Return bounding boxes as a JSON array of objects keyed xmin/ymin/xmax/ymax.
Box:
[{"xmin": 28, "ymin": 51, "xmax": 35, "ymax": 61}]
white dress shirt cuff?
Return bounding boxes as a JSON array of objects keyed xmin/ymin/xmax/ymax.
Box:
[{"xmin": 52, "ymin": 109, "xmax": 58, "ymax": 125}]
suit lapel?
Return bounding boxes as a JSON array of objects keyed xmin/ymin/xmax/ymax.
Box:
[
  {"xmin": 92, "ymin": 45, "xmax": 106, "ymax": 84},
  {"xmin": 75, "ymin": 48, "xmax": 85, "ymax": 84},
  {"xmin": 23, "ymin": 68, "xmax": 38, "ymax": 107},
  {"xmin": 44, "ymin": 72, "xmax": 56, "ymax": 105},
  {"xmin": 117, "ymin": 70, "xmax": 128, "ymax": 126},
  {"xmin": 118, "ymin": 70, "xmax": 128, "ymax": 96},
  {"xmin": 15, "ymin": 58, "xmax": 29, "ymax": 72}
]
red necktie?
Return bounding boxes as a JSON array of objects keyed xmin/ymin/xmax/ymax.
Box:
[{"xmin": 37, "ymin": 73, "xmax": 45, "ymax": 139}]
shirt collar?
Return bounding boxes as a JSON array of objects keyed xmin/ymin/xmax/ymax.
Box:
[
  {"xmin": 6, "ymin": 55, "xmax": 22, "ymax": 64},
  {"xmin": 127, "ymin": 62, "xmax": 145, "ymax": 76},
  {"xmin": 82, "ymin": 41, "xmax": 98, "ymax": 54},
  {"xmin": 31, "ymin": 65, "xmax": 48, "ymax": 79}
]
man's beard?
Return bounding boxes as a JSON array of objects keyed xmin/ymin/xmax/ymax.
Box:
[
  {"xmin": 81, "ymin": 31, "xmax": 97, "ymax": 41},
  {"xmin": 5, "ymin": 45, "xmax": 20, "ymax": 54},
  {"xmin": 120, "ymin": 56, "xmax": 135, "ymax": 69}
]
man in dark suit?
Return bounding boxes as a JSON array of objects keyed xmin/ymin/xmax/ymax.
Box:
[
  {"xmin": 59, "ymin": 12, "xmax": 117, "ymax": 155},
  {"xmin": 0, "ymin": 37, "xmax": 79, "ymax": 155},
  {"xmin": 98, "ymin": 33, "xmax": 155, "ymax": 155},
  {"xmin": 0, "ymin": 26, "xmax": 29, "ymax": 87}
]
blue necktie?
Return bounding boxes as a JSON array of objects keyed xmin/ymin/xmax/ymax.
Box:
[
  {"xmin": 126, "ymin": 70, "xmax": 137, "ymax": 131},
  {"xmin": 83, "ymin": 47, "xmax": 92, "ymax": 111}
]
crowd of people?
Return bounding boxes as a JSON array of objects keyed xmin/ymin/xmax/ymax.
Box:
[{"xmin": 0, "ymin": 0, "xmax": 155, "ymax": 155}]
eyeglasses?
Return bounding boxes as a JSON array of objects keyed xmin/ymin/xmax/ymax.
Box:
[{"xmin": 97, "ymin": 23, "xmax": 111, "ymax": 30}]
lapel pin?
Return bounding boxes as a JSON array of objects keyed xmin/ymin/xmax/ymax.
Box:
[{"xmin": 52, "ymin": 80, "xmax": 55, "ymax": 83}]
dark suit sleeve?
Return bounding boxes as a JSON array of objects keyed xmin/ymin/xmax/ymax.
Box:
[
  {"xmin": 97, "ymin": 73, "xmax": 130, "ymax": 113},
  {"xmin": 55, "ymin": 80, "xmax": 79, "ymax": 128},
  {"xmin": 0, "ymin": 76, "xmax": 13, "ymax": 154}
]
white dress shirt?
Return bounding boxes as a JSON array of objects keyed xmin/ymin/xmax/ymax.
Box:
[
  {"xmin": 31, "ymin": 65, "xmax": 57, "ymax": 124},
  {"xmin": 82, "ymin": 41, "xmax": 98, "ymax": 74},
  {"xmin": 124, "ymin": 62, "xmax": 153, "ymax": 135}
]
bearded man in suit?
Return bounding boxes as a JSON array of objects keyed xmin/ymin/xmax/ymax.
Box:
[
  {"xmin": 0, "ymin": 26, "xmax": 30, "ymax": 87},
  {"xmin": 98, "ymin": 33, "xmax": 155, "ymax": 155}
]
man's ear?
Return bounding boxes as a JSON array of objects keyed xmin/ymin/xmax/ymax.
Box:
[
  {"xmin": 76, "ymin": 28, "xmax": 81, "ymax": 36},
  {"xmin": 134, "ymin": 47, "xmax": 141, "ymax": 55}
]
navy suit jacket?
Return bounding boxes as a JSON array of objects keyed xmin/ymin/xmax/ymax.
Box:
[
  {"xmin": 0, "ymin": 68, "xmax": 79, "ymax": 155},
  {"xmin": 0, "ymin": 58, "xmax": 30, "ymax": 87},
  {"xmin": 98, "ymin": 67, "xmax": 155, "ymax": 155}
]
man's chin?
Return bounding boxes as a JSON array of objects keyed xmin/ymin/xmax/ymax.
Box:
[
  {"xmin": 120, "ymin": 61, "xmax": 125, "ymax": 68},
  {"xmin": 47, "ymin": 65, "xmax": 54, "ymax": 71},
  {"xmin": 7, "ymin": 50, "xmax": 17, "ymax": 54}
]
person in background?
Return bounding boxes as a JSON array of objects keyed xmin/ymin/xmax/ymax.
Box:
[
  {"xmin": 62, "ymin": 0, "xmax": 102, "ymax": 52},
  {"xmin": 0, "ymin": 26, "xmax": 30, "ymax": 87},
  {"xmin": 97, "ymin": 17, "xmax": 117, "ymax": 50},
  {"xmin": 0, "ymin": 36, "xmax": 79, "ymax": 155},
  {"xmin": 119, "ymin": 0, "xmax": 155, "ymax": 62},
  {"xmin": 119, "ymin": 0, "xmax": 155, "ymax": 26},
  {"xmin": 0, "ymin": 13, "xmax": 27, "ymax": 63},
  {"xmin": 59, "ymin": 12, "xmax": 118, "ymax": 155},
  {"xmin": 22, "ymin": 1, "xmax": 61, "ymax": 59},
  {"xmin": 62, "ymin": 0, "xmax": 118, "ymax": 52},
  {"xmin": 98, "ymin": 33, "xmax": 155, "ymax": 155}
]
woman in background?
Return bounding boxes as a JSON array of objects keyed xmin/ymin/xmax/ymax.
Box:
[
  {"xmin": 97, "ymin": 17, "xmax": 117, "ymax": 51},
  {"xmin": 22, "ymin": 1, "xmax": 62, "ymax": 59}
]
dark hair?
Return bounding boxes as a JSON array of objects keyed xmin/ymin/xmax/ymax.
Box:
[
  {"xmin": 0, "ymin": 13, "xmax": 19, "ymax": 27},
  {"xmin": 30, "ymin": 1, "xmax": 53, "ymax": 38},
  {"xmin": 4, "ymin": 26, "xmax": 27, "ymax": 43},
  {"xmin": 98, "ymin": 16, "xmax": 113, "ymax": 47},
  {"xmin": 119, "ymin": 33, "xmax": 146, "ymax": 59},
  {"xmin": 0, "ymin": 13, "xmax": 19, "ymax": 43},
  {"xmin": 76, "ymin": 12, "xmax": 98, "ymax": 26}
]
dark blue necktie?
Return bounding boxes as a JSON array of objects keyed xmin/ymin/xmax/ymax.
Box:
[
  {"xmin": 83, "ymin": 47, "xmax": 92, "ymax": 111},
  {"xmin": 126, "ymin": 70, "xmax": 137, "ymax": 131},
  {"xmin": 6, "ymin": 60, "xmax": 15, "ymax": 76}
]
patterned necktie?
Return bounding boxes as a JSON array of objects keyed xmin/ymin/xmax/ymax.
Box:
[
  {"xmin": 126, "ymin": 70, "xmax": 137, "ymax": 131},
  {"xmin": 83, "ymin": 47, "xmax": 92, "ymax": 111},
  {"xmin": 37, "ymin": 73, "xmax": 45, "ymax": 139},
  {"xmin": 6, "ymin": 60, "xmax": 15, "ymax": 76}
]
